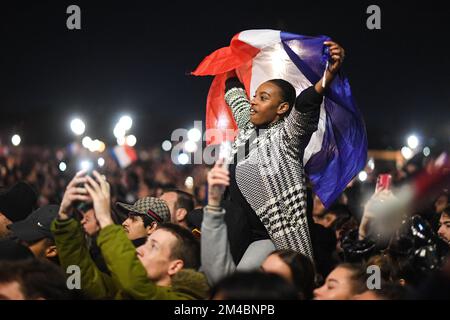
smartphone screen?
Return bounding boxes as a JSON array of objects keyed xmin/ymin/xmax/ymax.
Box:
[{"xmin": 376, "ymin": 174, "xmax": 392, "ymax": 192}]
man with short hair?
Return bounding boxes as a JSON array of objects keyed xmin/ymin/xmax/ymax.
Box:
[
  {"xmin": 438, "ymin": 206, "xmax": 450, "ymax": 245},
  {"xmin": 0, "ymin": 182, "xmax": 37, "ymax": 239},
  {"xmin": 160, "ymin": 190, "xmax": 194, "ymax": 229}
]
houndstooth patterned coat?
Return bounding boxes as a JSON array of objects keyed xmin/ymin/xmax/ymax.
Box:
[{"xmin": 224, "ymin": 86, "xmax": 321, "ymax": 260}]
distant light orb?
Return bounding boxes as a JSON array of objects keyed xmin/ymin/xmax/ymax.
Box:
[
  {"xmin": 407, "ymin": 135, "xmax": 419, "ymax": 149},
  {"xmin": 97, "ymin": 157, "xmax": 105, "ymax": 167},
  {"xmin": 358, "ymin": 171, "xmax": 368, "ymax": 182},
  {"xmin": 184, "ymin": 140, "xmax": 198, "ymax": 153},
  {"xmin": 178, "ymin": 153, "xmax": 189, "ymax": 165},
  {"xmin": 113, "ymin": 125, "xmax": 126, "ymax": 139},
  {"xmin": 118, "ymin": 115, "xmax": 133, "ymax": 131},
  {"xmin": 368, "ymin": 158, "xmax": 375, "ymax": 171},
  {"xmin": 185, "ymin": 176, "xmax": 194, "ymax": 189},
  {"xmin": 11, "ymin": 134, "xmax": 21, "ymax": 146},
  {"xmin": 187, "ymin": 128, "xmax": 202, "ymax": 142},
  {"xmin": 423, "ymin": 146, "xmax": 431, "ymax": 157},
  {"xmin": 59, "ymin": 162, "xmax": 67, "ymax": 172},
  {"xmin": 70, "ymin": 118, "xmax": 86, "ymax": 136},
  {"xmin": 82, "ymin": 136, "xmax": 92, "ymax": 149},
  {"xmin": 126, "ymin": 135, "xmax": 137, "ymax": 147},
  {"xmin": 401, "ymin": 146, "xmax": 414, "ymax": 160},
  {"xmin": 162, "ymin": 140, "xmax": 172, "ymax": 151}
]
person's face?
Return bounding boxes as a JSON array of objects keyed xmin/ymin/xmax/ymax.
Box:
[
  {"xmin": 313, "ymin": 267, "xmax": 358, "ymax": 300},
  {"xmin": 122, "ymin": 213, "xmax": 153, "ymax": 240},
  {"xmin": 316, "ymin": 213, "xmax": 337, "ymax": 229},
  {"xmin": 438, "ymin": 213, "xmax": 450, "ymax": 244},
  {"xmin": 80, "ymin": 209, "xmax": 100, "ymax": 236},
  {"xmin": 435, "ymin": 195, "xmax": 448, "ymax": 214},
  {"xmin": 26, "ymin": 238, "xmax": 57, "ymax": 259},
  {"xmin": 136, "ymin": 229, "xmax": 182, "ymax": 284},
  {"xmin": 250, "ymin": 82, "xmax": 288, "ymax": 126},
  {"xmin": 261, "ymin": 254, "xmax": 293, "ymax": 283},
  {"xmin": 313, "ymin": 195, "xmax": 325, "ymax": 219},
  {"xmin": 160, "ymin": 192, "xmax": 178, "ymax": 223},
  {"xmin": 0, "ymin": 213, "xmax": 12, "ymax": 239},
  {"xmin": 0, "ymin": 281, "xmax": 25, "ymax": 300}
]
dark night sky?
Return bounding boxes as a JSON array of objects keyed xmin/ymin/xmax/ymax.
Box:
[{"xmin": 0, "ymin": 0, "xmax": 449, "ymax": 150}]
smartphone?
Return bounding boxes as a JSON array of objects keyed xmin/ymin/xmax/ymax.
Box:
[{"xmin": 375, "ymin": 174, "xmax": 392, "ymax": 192}]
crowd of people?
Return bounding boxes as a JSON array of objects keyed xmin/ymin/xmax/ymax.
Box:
[{"xmin": 0, "ymin": 39, "xmax": 449, "ymax": 300}]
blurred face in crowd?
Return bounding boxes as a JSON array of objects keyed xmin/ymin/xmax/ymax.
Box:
[
  {"xmin": 160, "ymin": 192, "xmax": 188, "ymax": 227},
  {"xmin": 315, "ymin": 212, "xmax": 337, "ymax": 229},
  {"xmin": 0, "ymin": 213, "xmax": 12, "ymax": 239},
  {"xmin": 0, "ymin": 281, "xmax": 26, "ymax": 300},
  {"xmin": 261, "ymin": 253, "xmax": 292, "ymax": 283},
  {"xmin": 122, "ymin": 213, "xmax": 156, "ymax": 241},
  {"xmin": 438, "ymin": 212, "xmax": 450, "ymax": 244},
  {"xmin": 312, "ymin": 195, "xmax": 326, "ymax": 223},
  {"xmin": 26, "ymin": 238, "xmax": 57, "ymax": 259},
  {"xmin": 313, "ymin": 266, "xmax": 360, "ymax": 300},
  {"xmin": 435, "ymin": 195, "xmax": 449, "ymax": 214},
  {"xmin": 249, "ymin": 82, "xmax": 289, "ymax": 126},
  {"xmin": 136, "ymin": 229, "xmax": 183, "ymax": 286},
  {"xmin": 80, "ymin": 208, "xmax": 100, "ymax": 236}
]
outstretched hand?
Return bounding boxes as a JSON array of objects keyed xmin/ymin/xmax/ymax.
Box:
[
  {"xmin": 207, "ymin": 159, "xmax": 230, "ymax": 207},
  {"xmin": 59, "ymin": 170, "xmax": 91, "ymax": 220},
  {"xmin": 324, "ymin": 41, "xmax": 345, "ymax": 75}
]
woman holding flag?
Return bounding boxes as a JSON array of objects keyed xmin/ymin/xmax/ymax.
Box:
[{"xmin": 199, "ymin": 36, "xmax": 347, "ymax": 284}]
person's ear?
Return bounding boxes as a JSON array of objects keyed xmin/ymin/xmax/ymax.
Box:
[
  {"xmin": 146, "ymin": 222, "xmax": 158, "ymax": 236},
  {"xmin": 276, "ymin": 102, "xmax": 290, "ymax": 116},
  {"xmin": 175, "ymin": 208, "xmax": 188, "ymax": 223},
  {"xmin": 167, "ymin": 259, "xmax": 184, "ymax": 276},
  {"xmin": 45, "ymin": 245, "xmax": 58, "ymax": 258}
]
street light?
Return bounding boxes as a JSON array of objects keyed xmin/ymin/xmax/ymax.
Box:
[
  {"xmin": 401, "ymin": 146, "xmax": 414, "ymax": 160},
  {"xmin": 407, "ymin": 135, "xmax": 419, "ymax": 149},
  {"xmin": 11, "ymin": 134, "xmax": 21, "ymax": 146},
  {"xmin": 162, "ymin": 140, "xmax": 172, "ymax": 151},
  {"xmin": 118, "ymin": 115, "xmax": 133, "ymax": 131},
  {"xmin": 126, "ymin": 135, "xmax": 137, "ymax": 147},
  {"xmin": 70, "ymin": 118, "xmax": 86, "ymax": 136}
]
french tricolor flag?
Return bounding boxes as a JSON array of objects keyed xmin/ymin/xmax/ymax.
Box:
[
  {"xmin": 112, "ymin": 145, "xmax": 138, "ymax": 168},
  {"xmin": 193, "ymin": 29, "xmax": 368, "ymax": 207}
]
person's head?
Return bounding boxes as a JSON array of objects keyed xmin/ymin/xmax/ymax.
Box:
[
  {"xmin": 261, "ymin": 249, "xmax": 315, "ymax": 300},
  {"xmin": 0, "ymin": 182, "xmax": 37, "ymax": 239},
  {"xmin": 136, "ymin": 223, "xmax": 200, "ymax": 286},
  {"xmin": 0, "ymin": 259, "xmax": 74, "ymax": 300},
  {"xmin": 210, "ymin": 271, "xmax": 298, "ymax": 300},
  {"xmin": 316, "ymin": 204, "xmax": 353, "ymax": 229},
  {"xmin": 250, "ymin": 79, "xmax": 296, "ymax": 126},
  {"xmin": 117, "ymin": 197, "xmax": 171, "ymax": 241},
  {"xmin": 80, "ymin": 208, "xmax": 100, "ymax": 236},
  {"xmin": 8, "ymin": 205, "xmax": 59, "ymax": 260},
  {"xmin": 160, "ymin": 190, "xmax": 194, "ymax": 228},
  {"xmin": 438, "ymin": 206, "xmax": 450, "ymax": 244},
  {"xmin": 434, "ymin": 193, "xmax": 449, "ymax": 214},
  {"xmin": 313, "ymin": 263, "xmax": 366, "ymax": 300},
  {"xmin": 0, "ymin": 239, "xmax": 34, "ymax": 262}
]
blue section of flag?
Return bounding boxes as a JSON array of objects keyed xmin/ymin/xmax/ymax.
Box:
[{"xmin": 280, "ymin": 32, "xmax": 368, "ymax": 207}]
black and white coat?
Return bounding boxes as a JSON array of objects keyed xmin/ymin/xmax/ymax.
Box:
[{"xmin": 224, "ymin": 85, "xmax": 322, "ymax": 260}]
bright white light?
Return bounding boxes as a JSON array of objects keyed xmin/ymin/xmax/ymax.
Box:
[
  {"xmin": 185, "ymin": 176, "xmax": 194, "ymax": 189},
  {"xmin": 82, "ymin": 136, "xmax": 92, "ymax": 149},
  {"xmin": 126, "ymin": 135, "xmax": 137, "ymax": 147},
  {"xmin": 118, "ymin": 116, "xmax": 133, "ymax": 131},
  {"xmin": 401, "ymin": 146, "xmax": 414, "ymax": 160},
  {"xmin": 187, "ymin": 128, "xmax": 202, "ymax": 142},
  {"xmin": 89, "ymin": 139, "xmax": 102, "ymax": 152},
  {"xmin": 368, "ymin": 158, "xmax": 375, "ymax": 170},
  {"xmin": 178, "ymin": 153, "xmax": 189, "ymax": 165},
  {"xmin": 117, "ymin": 136, "xmax": 126, "ymax": 146},
  {"xmin": 70, "ymin": 118, "xmax": 86, "ymax": 136},
  {"xmin": 80, "ymin": 160, "xmax": 93, "ymax": 171},
  {"xmin": 358, "ymin": 171, "xmax": 368, "ymax": 182},
  {"xmin": 423, "ymin": 146, "xmax": 431, "ymax": 157},
  {"xmin": 162, "ymin": 140, "xmax": 172, "ymax": 151},
  {"xmin": 11, "ymin": 134, "xmax": 21, "ymax": 146},
  {"xmin": 184, "ymin": 140, "xmax": 198, "ymax": 153},
  {"xmin": 97, "ymin": 157, "xmax": 105, "ymax": 167},
  {"xmin": 407, "ymin": 135, "xmax": 419, "ymax": 149},
  {"xmin": 59, "ymin": 162, "xmax": 67, "ymax": 172},
  {"xmin": 113, "ymin": 125, "xmax": 126, "ymax": 139}
]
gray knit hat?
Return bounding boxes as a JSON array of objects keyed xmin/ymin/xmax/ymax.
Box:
[{"xmin": 116, "ymin": 197, "xmax": 170, "ymax": 223}]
